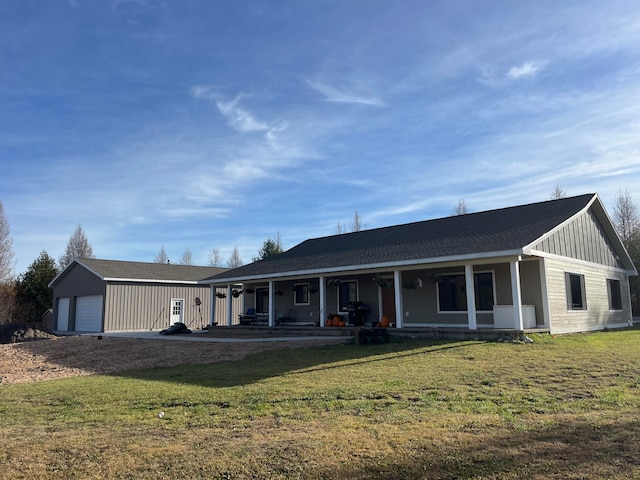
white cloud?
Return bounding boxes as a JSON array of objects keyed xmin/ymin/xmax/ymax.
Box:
[
  {"xmin": 306, "ymin": 79, "xmax": 385, "ymax": 107},
  {"xmin": 506, "ymin": 61, "xmax": 544, "ymax": 80}
]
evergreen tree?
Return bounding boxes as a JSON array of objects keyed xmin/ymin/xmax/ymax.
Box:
[
  {"xmin": 253, "ymin": 233, "xmax": 284, "ymax": 261},
  {"xmin": 15, "ymin": 251, "xmax": 58, "ymax": 322}
]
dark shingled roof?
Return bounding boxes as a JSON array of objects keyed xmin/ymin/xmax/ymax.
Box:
[
  {"xmin": 52, "ymin": 258, "xmax": 227, "ymax": 285},
  {"xmin": 205, "ymin": 194, "xmax": 596, "ymax": 282}
]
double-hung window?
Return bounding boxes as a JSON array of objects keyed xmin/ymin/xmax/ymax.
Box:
[
  {"xmin": 294, "ymin": 284, "xmax": 309, "ymax": 305},
  {"xmin": 565, "ymin": 273, "xmax": 587, "ymax": 310},
  {"xmin": 607, "ymin": 278, "xmax": 623, "ymax": 311}
]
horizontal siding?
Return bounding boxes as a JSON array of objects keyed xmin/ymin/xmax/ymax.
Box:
[
  {"xmin": 535, "ymin": 209, "xmax": 622, "ymax": 268},
  {"xmin": 104, "ymin": 283, "xmax": 229, "ymax": 332},
  {"xmin": 545, "ymin": 257, "xmax": 632, "ymax": 334}
]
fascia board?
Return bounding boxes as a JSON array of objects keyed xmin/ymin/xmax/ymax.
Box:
[
  {"xmin": 201, "ymin": 249, "xmax": 524, "ymax": 285},
  {"xmin": 104, "ymin": 277, "xmax": 202, "ymax": 285},
  {"xmin": 48, "ymin": 259, "xmax": 105, "ymax": 287}
]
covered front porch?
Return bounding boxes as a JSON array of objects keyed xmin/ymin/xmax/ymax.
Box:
[{"xmin": 209, "ymin": 255, "xmax": 549, "ymax": 332}]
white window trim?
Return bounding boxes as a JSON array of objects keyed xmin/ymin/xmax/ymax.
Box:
[
  {"xmin": 436, "ymin": 270, "xmax": 496, "ymax": 314},
  {"xmin": 337, "ymin": 279, "xmax": 359, "ymax": 312},
  {"xmin": 293, "ymin": 283, "xmax": 310, "ymax": 306},
  {"xmin": 606, "ymin": 278, "xmax": 623, "ymax": 311},
  {"xmin": 565, "ymin": 272, "xmax": 587, "ymax": 311}
]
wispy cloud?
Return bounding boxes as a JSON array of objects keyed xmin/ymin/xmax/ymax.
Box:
[
  {"xmin": 506, "ymin": 61, "xmax": 545, "ymax": 80},
  {"xmin": 306, "ymin": 79, "xmax": 385, "ymax": 107}
]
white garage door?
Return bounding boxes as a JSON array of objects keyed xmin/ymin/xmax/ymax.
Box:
[
  {"xmin": 57, "ymin": 298, "xmax": 70, "ymax": 331},
  {"xmin": 75, "ymin": 295, "xmax": 103, "ymax": 332}
]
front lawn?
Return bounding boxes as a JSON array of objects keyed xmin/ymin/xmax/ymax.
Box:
[{"xmin": 1, "ymin": 330, "xmax": 639, "ymax": 479}]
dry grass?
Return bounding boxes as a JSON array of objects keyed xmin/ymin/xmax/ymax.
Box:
[{"xmin": 1, "ymin": 329, "xmax": 640, "ymax": 479}]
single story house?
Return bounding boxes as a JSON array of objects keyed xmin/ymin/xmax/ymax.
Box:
[
  {"xmin": 49, "ymin": 259, "xmax": 242, "ymax": 333},
  {"xmin": 203, "ymin": 193, "xmax": 637, "ymax": 334}
]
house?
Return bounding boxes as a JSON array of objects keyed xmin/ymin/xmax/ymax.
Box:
[
  {"xmin": 49, "ymin": 259, "xmax": 241, "ymax": 333},
  {"xmin": 202, "ymin": 193, "xmax": 637, "ymax": 334}
]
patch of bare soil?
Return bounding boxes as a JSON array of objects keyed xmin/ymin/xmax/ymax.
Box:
[{"xmin": 0, "ymin": 334, "xmax": 343, "ymax": 385}]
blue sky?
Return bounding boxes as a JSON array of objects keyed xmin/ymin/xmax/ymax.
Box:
[{"xmin": 2, "ymin": 0, "xmax": 640, "ymax": 275}]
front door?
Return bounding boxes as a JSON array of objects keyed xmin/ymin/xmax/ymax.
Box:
[
  {"xmin": 170, "ymin": 299, "xmax": 184, "ymax": 325},
  {"xmin": 381, "ymin": 282, "xmax": 396, "ymax": 324}
]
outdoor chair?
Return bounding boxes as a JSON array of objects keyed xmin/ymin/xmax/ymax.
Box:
[{"xmin": 239, "ymin": 308, "xmax": 257, "ymax": 325}]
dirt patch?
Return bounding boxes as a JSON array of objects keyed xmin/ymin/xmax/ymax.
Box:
[{"xmin": 0, "ymin": 335, "xmax": 344, "ymax": 385}]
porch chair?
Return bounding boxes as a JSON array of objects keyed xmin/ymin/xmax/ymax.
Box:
[{"xmin": 239, "ymin": 308, "xmax": 257, "ymax": 325}]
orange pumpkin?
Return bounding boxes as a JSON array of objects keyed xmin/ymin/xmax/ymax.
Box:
[
  {"xmin": 338, "ymin": 321, "xmax": 345, "ymax": 327},
  {"xmin": 380, "ymin": 315, "xmax": 390, "ymax": 328},
  {"xmin": 326, "ymin": 319, "xmax": 333, "ymax": 327},
  {"xmin": 333, "ymin": 315, "xmax": 342, "ymax": 324}
]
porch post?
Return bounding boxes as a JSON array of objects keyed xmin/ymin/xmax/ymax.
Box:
[
  {"xmin": 226, "ymin": 284, "xmax": 233, "ymax": 327},
  {"xmin": 268, "ymin": 280, "xmax": 275, "ymax": 327},
  {"xmin": 319, "ymin": 275, "xmax": 326, "ymax": 327},
  {"xmin": 209, "ymin": 286, "xmax": 216, "ymax": 327},
  {"xmin": 538, "ymin": 258, "xmax": 551, "ymax": 329},
  {"xmin": 510, "ymin": 259, "xmax": 524, "ymax": 331},
  {"xmin": 394, "ymin": 270, "xmax": 403, "ymax": 328},
  {"xmin": 465, "ymin": 264, "xmax": 477, "ymax": 330}
]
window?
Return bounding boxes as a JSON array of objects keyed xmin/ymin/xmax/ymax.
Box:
[
  {"xmin": 566, "ymin": 273, "xmax": 587, "ymax": 310},
  {"xmin": 255, "ymin": 287, "xmax": 269, "ymax": 314},
  {"xmin": 339, "ymin": 281, "xmax": 358, "ymax": 311},
  {"xmin": 474, "ymin": 272, "xmax": 495, "ymax": 311},
  {"xmin": 294, "ymin": 284, "xmax": 309, "ymax": 305},
  {"xmin": 437, "ymin": 272, "xmax": 495, "ymax": 312},
  {"xmin": 438, "ymin": 275, "xmax": 467, "ymax": 311},
  {"xmin": 607, "ymin": 278, "xmax": 623, "ymax": 311}
]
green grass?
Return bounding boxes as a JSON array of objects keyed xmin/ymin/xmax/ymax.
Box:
[{"xmin": 2, "ymin": 330, "xmax": 640, "ymax": 479}]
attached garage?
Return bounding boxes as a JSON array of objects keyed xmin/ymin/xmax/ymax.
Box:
[{"xmin": 75, "ymin": 295, "xmax": 104, "ymax": 332}]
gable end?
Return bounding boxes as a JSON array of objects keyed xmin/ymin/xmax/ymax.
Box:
[{"xmin": 532, "ymin": 208, "xmax": 623, "ymax": 268}]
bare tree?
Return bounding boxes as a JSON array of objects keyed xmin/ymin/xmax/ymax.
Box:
[
  {"xmin": 613, "ymin": 188, "xmax": 639, "ymax": 244},
  {"xmin": 154, "ymin": 246, "xmax": 169, "ymax": 264},
  {"xmin": 208, "ymin": 248, "xmax": 224, "ymax": 267},
  {"xmin": 179, "ymin": 248, "xmax": 193, "ymax": 266},
  {"xmin": 452, "ymin": 199, "xmax": 469, "ymax": 215},
  {"xmin": 59, "ymin": 224, "xmax": 95, "ymax": 270},
  {"xmin": 350, "ymin": 211, "xmax": 363, "ymax": 232},
  {"xmin": 550, "ymin": 184, "xmax": 567, "ymax": 199},
  {"xmin": 227, "ymin": 246, "xmax": 244, "ymax": 269},
  {"xmin": 0, "ymin": 201, "xmax": 15, "ymax": 282},
  {"xmin": 336, "ymin": 211, "xmax": 364, "ymax": 234}
]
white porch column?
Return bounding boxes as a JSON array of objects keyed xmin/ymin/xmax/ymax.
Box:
[
  {"xmin": 394, "ymin": 270, "xmax": 404, "ymax": 328},
  {"xmin": 465, "ymin": 264, "xmax": 477, "ymax": 330},
  {"xmin": 209, "ymin": 286, "xmax": 216, "ymax": 326},
  {"xmin": 226, "ymin": 285, "xmax": 233, "ymax": 327},
  {"xmin": 510, "ymin": 259, "xmax": 524, "ymax": 331},
  {"xmin": 538, "ymin": 258, "xmax": 551, "ymax": 329},
  {"xmin": 268, "ymin": 280, "xmax": 275, "ymax": 327},
  {"xmin": 319, "ymin": 275, "xmax": 326, "ymax": 327}
]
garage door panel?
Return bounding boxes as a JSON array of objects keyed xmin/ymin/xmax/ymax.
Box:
[
  {"xmin": 57, "ymin": 298, "xmax": 70, "ymax": 331},
  {"xmin": 75, "ymin": 295, "xmax": 103, "ymax": 332}
]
